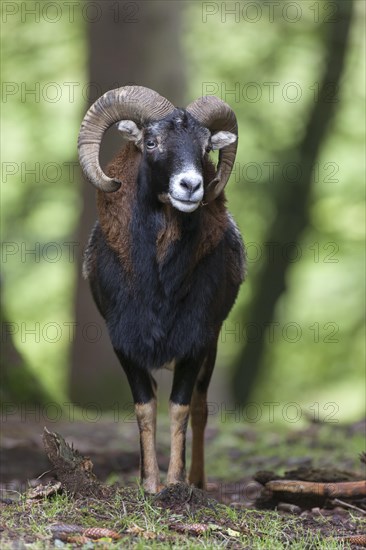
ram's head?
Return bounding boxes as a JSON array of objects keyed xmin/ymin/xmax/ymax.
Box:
[{"xmin": 78, "ymin": 86, "xmax": 238, "ymax": 212}]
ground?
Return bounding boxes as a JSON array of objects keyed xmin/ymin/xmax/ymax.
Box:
[{"xmin": 1, "ymin": 410, "xmax": 365, "ymax": 548}]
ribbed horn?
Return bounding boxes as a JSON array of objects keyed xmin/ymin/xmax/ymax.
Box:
[
  {"xmin": 186, "ymin": 96, "xmax": 238, "ymax": 200},
  {"xmin": 78, "ymin": 86, "xmax": 175, "ymax": 192}
]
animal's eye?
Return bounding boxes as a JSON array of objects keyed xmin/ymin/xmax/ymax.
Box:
[
  {"xmin": 146, "ymin": 140, "xmax": 157, "ymax": 150},
  {"xmin": 205, "ymin": 145, "xmax": 212, "ymax": 154}
]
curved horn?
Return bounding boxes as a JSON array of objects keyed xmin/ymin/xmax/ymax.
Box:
[
  {"xmin": 78, "ymin": 86, "xmax": 175, "ymax": 192},
  {"xmin": 186, "ymin": 96, "xmax": 238, "ymax": 200}
]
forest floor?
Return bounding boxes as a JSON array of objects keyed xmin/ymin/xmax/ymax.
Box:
[{"xmin": 0, "ymin": 410, "xmax": 365, "ymax": 549}]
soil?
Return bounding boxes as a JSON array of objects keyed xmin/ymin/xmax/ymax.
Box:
[{"xmin": 1, "ymin": 414, "xmax": 365, "ymax": 548}]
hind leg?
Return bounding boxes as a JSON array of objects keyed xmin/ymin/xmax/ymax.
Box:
[{"xmin": 189, "ymin": 342, "xmax": 217, "ymax": 489}]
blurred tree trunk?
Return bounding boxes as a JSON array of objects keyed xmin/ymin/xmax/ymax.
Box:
[
  {"xmin": 1, "ymin": 288, "xmax": 52, "ymax": 405},
  {"xmin": 232, "ymin": 0, "xmax": 354, "ymax": 404},
  {"xmin": 69, "ymin": 1, "xmax": 186, "ymax": 407}
]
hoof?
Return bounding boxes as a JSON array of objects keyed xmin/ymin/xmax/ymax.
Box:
[{"xmin": 142, "ymin": 480, "xmax": 164, "ymax": 494}]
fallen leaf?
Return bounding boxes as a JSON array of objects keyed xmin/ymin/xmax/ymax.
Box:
[{"xmin": 227, "ymin": 527, "xmax": 241, "ymax": 537}]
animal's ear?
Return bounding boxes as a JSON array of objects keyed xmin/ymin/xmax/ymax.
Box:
[
  {"xmin": 211, "ymin": 131, "xmax": 237, "ymax": 150},
  {"xmin": 117, "ymin": 120, "xmax": 143, "ymax": 145}
]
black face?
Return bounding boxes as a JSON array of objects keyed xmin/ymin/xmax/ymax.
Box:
[{"xmin": 142, "ymin": 110, "xmax": 211, "ymax": 213}]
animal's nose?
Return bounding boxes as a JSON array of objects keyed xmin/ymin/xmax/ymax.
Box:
[{"xmin": 180, "ymin": 179, "xmax": 202, "ymax": 194}]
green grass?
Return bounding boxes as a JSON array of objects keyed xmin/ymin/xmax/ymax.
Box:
[{"xmin": 1, "ymin": 486, "xmax": 363, "ymax": 549}]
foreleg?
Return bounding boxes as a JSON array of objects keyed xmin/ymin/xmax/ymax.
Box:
[{"xmin": 115, "ymin": 352, "xmax": 161, "ymax": 493}]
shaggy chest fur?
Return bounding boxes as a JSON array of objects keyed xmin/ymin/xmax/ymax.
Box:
[{"xmin": 86, "ymin": 214, "xmax": 234, "ymax": 369}]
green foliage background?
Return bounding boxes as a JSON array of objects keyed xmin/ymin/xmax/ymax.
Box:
[
  {"xmin": 1, "ymin": 1, "xmax": 365, "ymax": 419},
  {"xmin": 2, "ymin": 7, "xmax": 86, "ymax": 399}
]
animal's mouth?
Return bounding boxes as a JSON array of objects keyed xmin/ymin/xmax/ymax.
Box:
[
  {"xmin": 169, "ymin": 195, "xmax": 201, "ymax": 213},
  {"xmin": 157, "ymin": 192, "xmax": 201, "ymax": 213}
]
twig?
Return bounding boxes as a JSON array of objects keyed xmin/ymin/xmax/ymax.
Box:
[
  {"xmin": 36, "ymin": 468, "xmax": 55, "ymax": 479},
  {"xmin": 331, "ymin": 498, "xmax": 366, "ymax": 516}
]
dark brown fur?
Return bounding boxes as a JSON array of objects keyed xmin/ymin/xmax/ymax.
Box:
[
  {"xmin": 97, "ymin": 143, "xmax": 141, "ymax": 275},
  {"xmin": 156, "ymin": 204, "xmax": 182, "ymax": 264}
]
